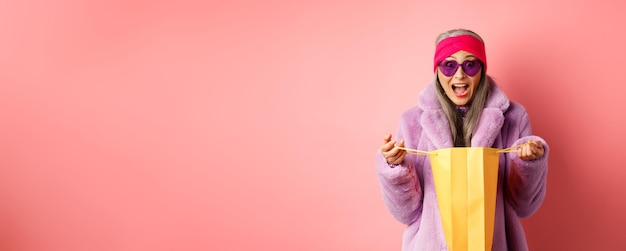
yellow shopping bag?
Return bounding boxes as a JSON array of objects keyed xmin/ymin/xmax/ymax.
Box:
[
  {"xmin": 430, "ymin": 147, "xmax": 499, "ymax": 251},
  {"xmin": 398, "ymin": 145, "xmax": 524, "ymax": 251}
]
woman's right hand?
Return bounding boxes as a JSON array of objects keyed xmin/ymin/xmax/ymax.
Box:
[{"xmin": 380, "ymin": 134, "xmax": 407, "ymax": 165}]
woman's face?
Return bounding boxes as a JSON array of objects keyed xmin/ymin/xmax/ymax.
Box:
[{"xmin": 436, "ymin": 50, "xmax": 483, "ymax": 106}]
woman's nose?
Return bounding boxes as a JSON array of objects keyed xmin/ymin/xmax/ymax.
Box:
[{"xmin": 453, "ymin": 66, "xmax": 466, "ymax": 78}]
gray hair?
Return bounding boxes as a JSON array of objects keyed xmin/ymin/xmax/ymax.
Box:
[{"xmin": 434, "ymin": 29, "xmax": 491, "ymax": 147}]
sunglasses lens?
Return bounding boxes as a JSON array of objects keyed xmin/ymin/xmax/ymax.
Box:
[
  {"xmin": 439, "ymin": 60, "xmax": 459, "ymax": 77},
  {"xmin": 462, "ymin": 60, "xmax": 482, "ymax": 76}
]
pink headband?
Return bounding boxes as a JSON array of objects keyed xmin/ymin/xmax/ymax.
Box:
[{"xmin": 433, "ymin": 34, "xmax": 487, "ymax": 72}]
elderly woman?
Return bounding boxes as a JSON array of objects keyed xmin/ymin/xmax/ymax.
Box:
[{"xmin": 376, "ymin": 29, "xmax": 549, "ymax": 251}]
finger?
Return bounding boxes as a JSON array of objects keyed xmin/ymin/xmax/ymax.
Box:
[
  {"xmin": 388, "ymin": 146, "xmax": 408, "ymax": 164},
  {"xmin": 388, "ymin": 157, "xmax": 399, "ymax": 165},
  {"xmin": 383, "ymin": 134, "xmax": 392, "ymax": 143},
  {"xmin": 389, "ymin": 152, "xmax": 406, "ymax": 165},
  {"xmin": 520, "ymin": 145, "xmax": 531, "ymax": 160},
  {"xmin": 391, "ymin": 140, "xmax": 406, "ymax": 157},
  {"xmin": 524, "ymin": 145, "xmax": 531, "ymax": 157},
  {"xmin": 529, "ymin": 144, "xmax": 537, "ymax": 155},
  {"xmin": 534, "ymin": 141, "xmax": 544, "ymax": 151},
  {"xmin": 533, "ymin": 141, "xmax": 544, "ymax": 158},
  {"xmin": 518, "ymin": 152, "xmax": 527, "ymax": 161},
  {"xmin": 392, "ymin": 143, "xmax": 411, "ymax": 164},
  {"xmin": 396, "ymin": 139, "xmax": 407, "ymax": 159},
  {"xmin": 398, "ymin": 150, "xmax": 408, "ymax": 161},
  {"xmin": 381, "ymin": 140, "xmax": 397, "ymax": 153},
  {"xmin": 528, "ymin": 141, "xmax": 540, "ymax": 154},
  {"xmin": 388, "ymin": 140, "xmax": 398, "ymax": 152}
]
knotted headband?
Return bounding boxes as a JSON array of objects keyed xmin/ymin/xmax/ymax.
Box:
[{"xmin": 433, "ymin": 34, "xmax": 487, "ymax": 72}]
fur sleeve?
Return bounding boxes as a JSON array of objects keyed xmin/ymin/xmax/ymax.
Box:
[
  {"xmin": 506, "ymin": 112, "xmax": 550, "ymax": 218},
  {"xmin": 375, "ymin": 109, "xmax": 424, "ymax": 225}
]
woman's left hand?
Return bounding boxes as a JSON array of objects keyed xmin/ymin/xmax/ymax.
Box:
[{"xmin": 518, "ymin": 140, "xmax": 544, "ymax": 161}]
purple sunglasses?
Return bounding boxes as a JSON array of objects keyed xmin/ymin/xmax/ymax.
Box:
[{"xmin": 438, "ymin": 59, "xmax": 483, "ymax": 77}]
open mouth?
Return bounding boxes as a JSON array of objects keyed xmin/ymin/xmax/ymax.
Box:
[{"xmin": 452, "ymin": 84, "xmax": 469, "ymax": 97}]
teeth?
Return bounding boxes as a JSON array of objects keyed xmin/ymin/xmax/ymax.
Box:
[{"xmin": 452, "ymin": 84, "xmax": 468, "ymax": 88}]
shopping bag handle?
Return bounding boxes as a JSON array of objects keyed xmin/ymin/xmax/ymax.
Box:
[
  {"xmin": 396, "ymin": 142, "xmax": 533, "ymax": 155},
  {"xmin": 395, "ymin": 147, "xmax": 435, "ymax": 155},
  {"xmin": 495, "ymin": 142, "xmax": 532, "ymax": 153}
]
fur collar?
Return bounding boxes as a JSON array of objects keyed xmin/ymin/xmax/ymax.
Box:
[{"xmin": 417, "ymin": 79, "xmax": 510, "ymax": 149}]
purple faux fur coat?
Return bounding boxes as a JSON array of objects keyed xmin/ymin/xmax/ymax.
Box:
[{"xmin": 376, "ymin": 80, "xmax": 549, "ymax": 251}]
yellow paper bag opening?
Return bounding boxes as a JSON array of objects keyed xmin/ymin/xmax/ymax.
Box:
[{"xmin": 430, "ymin": 147, "xmax": 499, "ymax": 251}]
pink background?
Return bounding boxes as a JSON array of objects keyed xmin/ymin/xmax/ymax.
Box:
[{"xmin": 1, "ymin": 0, "xmax": 624, "ymax": 250}]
